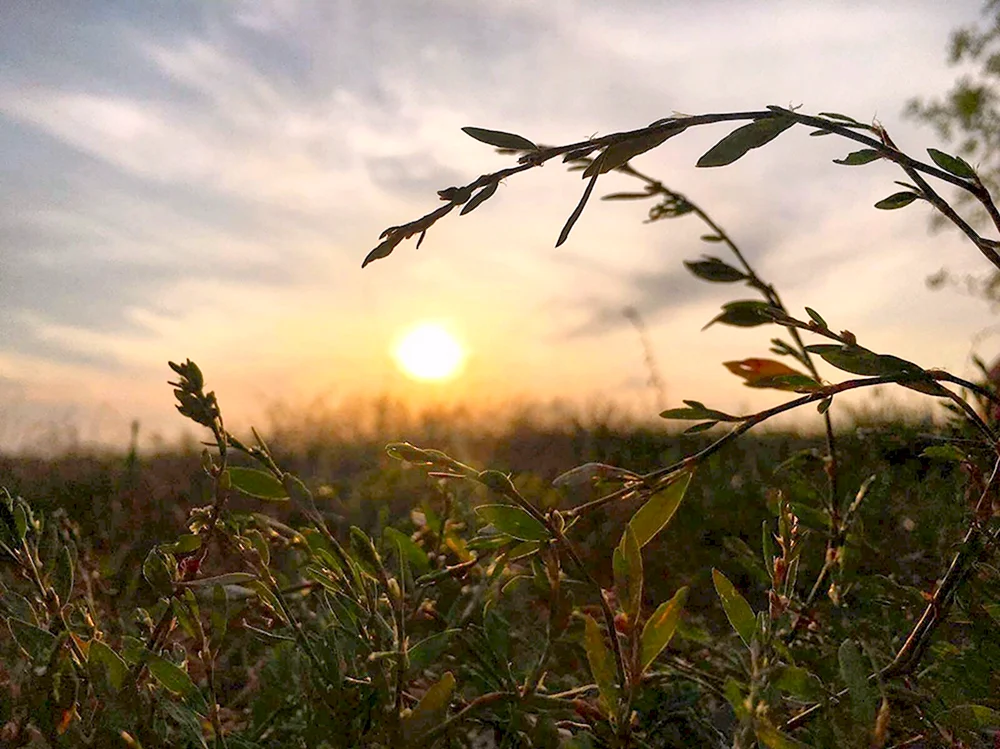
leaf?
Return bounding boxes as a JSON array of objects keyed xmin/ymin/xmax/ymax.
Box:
[
  {"xmin": 147, "ymin": 653, "xmax": 199, "ymax": 699},
  {"xmin": 703, "ymin": 300, "xmax": 778, "ymax": 330},
  {"xmin": 583, "ymin": 126, "xmax": 686, "ymax": 177},
  {"xmin": 475, "ymin": 504, "xmax": 550, "ymax": 542},
  {"xmin": 601, "ymin": 191, "xmax": 653, "ymax": 201},
  {"xmin": 921, "ymin": 445, "xmax": 967, "ymax": 462},
  {"xmin": 833, "ymin": 149, "xmax": 881, "ymax": 166},
  {"xmin": 936, "ymin": 704, "xmax": 1000, "ymax": 731},
  {"xmin": 228, "ymin": 467, "xmax": 288, "ymax": 501},
  {"xmin": 461, "ymin": 126, "xmax": 537, "ymax": 151},
  {"xmin": 805, "ymin": 344, "xmax": 948, "ymax": 396},
  {"xmin": 723, "ymin": 359, "xmax": 821, "ymax": 392},
  {"xmin": 460, "ymin": 181, "xmax": 500, "ymax": 216},
  {"xmin": 408, "ymin": 630, "xmax": 460, "ymax": 673},
  {"xmin": 639, "ymin": 586, "xmax": 688, "ymax": 672},
  {"xmin": 754, "ymin": 718, "xmax": 812, "ymax": 749},
  {"xmin": 712, "ymin": 569, "xmax": 756, "ymax": 649},
  {"xmin": 384, "ymin": 526, "xmax": 431, "ymax": 573},
  {"xmin": 556, "ymin": 165, "xmax": 600, "ymax": 247},
  {"xmin": 819, "ymin": 111, "xmax": 864, "ymax": 124},
  {"xmin": 88, "ymin": 639, "xmax": 128, "ymax": 691},
  {"xmin": 7, "ymin": 617, "xmax": 58, "ymax": 662},
  {"xmin": 838, "ymin": 639, "xmax": 876, "ymax": 727},
  {"xmin": 697, "ymin": 116, "xmax": 796, "ymax": 168},
  {"xmin": 176, "ymin": 572, "xmax": 258, "ymax": 588},
  {"xmin": 660, "ymin": 400, "xmax": 737, "ymax": 422},
  {"xmin": 874, "ymin": 191, "xmax": 919, "ymax": 209},
  {"xmin": 613, "ymin": 525, "xmax": 643, "ymax": 622},
  {"xmin": 927, "ymin": 147, "xmax": 976, "ymax": 179},
  {"xmin": 142, "ymin": 548, "xmax": 174, "ymax": 596},
  {"xmin": 683, "ymin": 421, "xmax": 718, "ymax": 434},
  {"xmin": 583, "ymin": 615, "xmax": 619, "ymax": 714},
  {"xmin": 804, "ymin": 307, "xmax": 827, "ymax": 328},
  {"xmin": 628, "ymin": 472, "xmax": 693, "ymax": 547},
  {"xmin": 404, "ymin": 671, "xmax": 455, "ymax": 739},
  {"xmin": 700, "ymin": 234, "xmax": 724, "ymax": 242},
  {"xmin": 684, "ymin": 257, "xmax": 747, "ymax": 283},
  {"xmin": 773, "ymin": 664, "xmax": 824, "ymax": 700},
  {"xmin": 53, "ymin": 542, "xmax": 75, "ymax": 604}
]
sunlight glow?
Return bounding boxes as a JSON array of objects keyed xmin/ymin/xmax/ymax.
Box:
[{"xmin": 393, "ymin": 323, "xmax": 465, "ymax": 382}]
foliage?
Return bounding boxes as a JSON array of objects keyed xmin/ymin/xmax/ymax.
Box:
[{"xmin": 5, "ymin": 91, "xmax": 1000, "ymax": 749}]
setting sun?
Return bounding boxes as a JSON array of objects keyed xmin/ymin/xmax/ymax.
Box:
[{"xmin": 392, "ymin": 323, "xmax": 466, "ymax": 382}]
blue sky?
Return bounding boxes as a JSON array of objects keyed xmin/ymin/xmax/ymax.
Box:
[{"xmin": 0, "ymin": 0, "xmax": 994, "ymax": 450}]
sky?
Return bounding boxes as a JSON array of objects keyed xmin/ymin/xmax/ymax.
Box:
[{"xmin": 0, "ymin": 0, "xmax": 996, "ymax": 452}]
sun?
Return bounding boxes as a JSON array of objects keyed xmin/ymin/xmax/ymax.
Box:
[{"xmin": 393, "ymin": 323, "xmax": 466, "ymax": 382}]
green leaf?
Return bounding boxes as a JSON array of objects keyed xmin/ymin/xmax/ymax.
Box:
[
  {"xmin": 805, "ymin": 344, "xmax": 948, "ymax": 395},
  {"xmin": 983, "ymin": 603, "xmax": 1000, "ymax": 626},
  {"xmin": 819, "ymin": 111, "xmax": 864, "ymax": 124},
  {"xmin": 754, "ymin": 718, "xmax": 812, "ymax": 749},
  {"xmin": 147, "ymin": 652, "xmax": 199, "ymax": 698},
  {"xmin": 805, "ymin": 307, "xmax": 827, "ymax": 328},
  {"xmin": 88, "ymin": 639, "xmax": 128, "ymax": 691},
  {"xmin": 697, "ymin": 116, "xmax": 795, "ymax": 168},
  {"xmin": 163, "ymin": 534, "xmax": 203, "ymax": 554},
  {"xmin": 142, "ymin": 548, "xmax": 174, "ymax": 596},
  {"xmin": 601, "ymin": 191, "xmax": 653, "ymax": 201},
  {"xmin": 639, "ymin": 586, "xmax": 688, "ymax": 672},
  {"xmin": 832, "ymin": 149, "xmax": 881, "ymax": 165},
  {"xmin": 838, "ymin": 639, "xmax": 876, "ymax": 727},
  {"xmin": 404, "ymin": 671, "xmax": 455, "ymax": 739},
  {"xmin": 459, "ymin": 181, "xmax": 499, "ymax": 215},
  {"xmin": 660, "ymin": 400, "xmax": 736, "ymax": 422},
  {"xmin": 228, "ymin": 467, "xmax": 288, "ymax": 501},
  {"xmin": 712, "ymin": 569, "xmax": 756, "ymax": 649},
  {"xmin": 936, "ymin": 704, "xmax": 1000, "ymax": 731},
  {"xmin": 384, "ymin": 526, "xmax": 431, "ymax": 573},
  {"xmin": 583, "ymin": 615, "xmax": 619, "ymax": 714},
  {"xmin": 628, "ymin": 472, "xmax": 693, "ymax": 547},
  {"xmin": 7, "ymin": 617, "xmax": 58, "ymax": 662},
  {"xmin": 683, "ymin": 421, "xmax": 718, "ymax": 434},
  {"xmin": 583, "ymin": 126, "xmax": 685, "ymax": 177},
  {"xmin": 53, "ymin": 542, "xmax": 75, "ymax": 604},
  {"xmin": 684, "ymin": 257, "xmax": 748, "ymax": 283},
  {"xmin": 773, "ymin": 664, "xmax": 824, "ymax": 700},
  {"xmin": 176, "ymin": 572, "xmax": 258, "ymax": 588},
  {"xmin": 613, "ymin": 525, "xmax": 643, "ymax": 622},
  {"xmin": 408, "ymin": 630, "xmax": 460, "ymax": 673},
  {"xmin": 874, "ymin": 191, "xmax": 919, "ymax": 209},
  {"xmin": 703, "ymin": 300, "xmax": 777, "ymax": 329},
  {"xmin": 462, "ymin": 126, "xmax": 537, "ymax": 151},
  {"xmin": 927, "ymin": 148, "xmax": 976, "ymax": 179},
  {"xmin": 475, "ymin": 504, "xmax": 550, "ymax": 542},
  {"xmin": 921, "ymin": 445, "xmax": 968, "ymax": 462}
]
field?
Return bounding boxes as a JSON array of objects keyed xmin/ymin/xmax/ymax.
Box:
[{"xmin": 2, "ymin": 402, "xmax": 997, "ymax": 748}]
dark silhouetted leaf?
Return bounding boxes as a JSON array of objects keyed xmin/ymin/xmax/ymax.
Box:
[
  {"xmin": 639, "ymin": 586, "xmax": 688, "ymax": 672},
  {"xmin": 927, "ymin": 147, "xmax": 977, "ymax": 179},
  {"xmin": 556, "ymin": 167, "xmax": 600, "ymax": 247},
  {"xmin": 461, "ymin": 127, "xmax": 537, "ymax": 151},
  {"xmin": 476, "ymin": 504, "xmax": 549, "ymax": 541},
  {"xmin": 601, "ymin": 191, "xmax": 652, "ymax": 201},
  {"xmin": 629, "ymin": 472, "xmax": 693, "ymax": 547},
  {"xmin": 684, "ymin": 257, "xmax": 747, "ymax": 283},
  {"xmin": 228, "ymin": 467, "xmax": 288, "ymax": 501},
  {"xmin": 660, "ymin": 400, "xmax": 737, "ymax": 422},
  {"xmin": 874, "ymin": 191, "xmax": 919, "ymax": 209},
  {"xmin": 819, "ymin": 111, "xmax": 864, "ymax": 124},
  {"xmin": 697, "ymin": 116, "xmax": 795, "ymax": 168},
  {"xmin": 584, "ymin": 126, "xmax": 686, "ymax": 177},
  {"xmin": 460, "ymin": 181, "xmax": 499, "ymax": 215},
  {"xmin": 833, "ymin": 149, "xmax": 881, "ymax": 166},
  {"xmin": 683, "ymin": 421, "xmax": 718, "ymax": 434},
  {"xmin": 703, "ymin": 300, "xmax": 777, "ymax": 329},
  {"xmin": 805, "ymin": 307, "xmax": 827, "ymax": 328},
  {"xmin": 712, "ymin": 569, "xmax": 756, "ymax": 648}
]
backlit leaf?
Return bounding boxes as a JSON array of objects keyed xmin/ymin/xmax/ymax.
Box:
[
  {"xmin": 142, "ymin": 548, "xmax": 174, "ymax": 596},
  {"xmin": 384, "ymin": 526, "xmax": 431, "ymax": 573},
  {"xmin": 712, "ymin": 569, "xmax": 756, "ymax": 649},
  {"xmin": 755, "ymin": 718, "xmax": 812, "ymax": 749},
  {"xmin": 583, "ymin": 615, "xmax": 619, "ymax": 714},
  {"xmin": 475, "ymin": 504, "xmax": 550, "ymax": 542},
  {"xmin": 927, "ymin": 147, "xmax": 976, "ymax": 179},
  {"xmin": 228, "ymin": 467, "xmax": 288, "ymax": 501},
  {"xmin": 461, "ymin": 127, "xmax": 537, "ymax": 151},
  {"xmin": 723, "ymin": 359, "xmax": 820, "ymax": 392},
  {"xmin": 874, "ymin": 191, "xmax": 919, "ymax": 209},
  {"xmin": 639, "ymin": 586, "xmax": 688, "ymax": 672},
  {"xmin": 404, "ymin": 671, "xmax": 455, "ymax": 739},
  {"xmin": 833, "ymin": 149, "xmax": 881, "ymax": 166},
  {"xmin": 613, "ymin": 525, "xmax": 643, "ymax": 622},
  {"xmin": 697, "ymin": 116, "xmax": 795, "ymax": 168},
  {"xmin": 921, "ymin": 445, "xmax": 967, "ymax": 462},
  {"xmin": 629, "ymin": 472, "xmax": 693, "ymax": 547}
]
